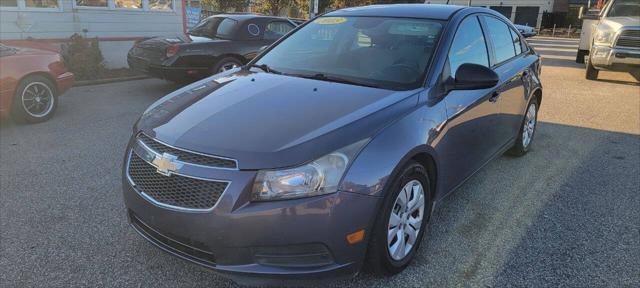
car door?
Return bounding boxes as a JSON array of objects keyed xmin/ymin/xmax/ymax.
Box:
[
  {"xmin": 481, "ymin": 15, "xmax": 530, "ymax": 143},
  {"xmin": 438, "ymin": 15, "xmax": 504, "ymax": 193}
]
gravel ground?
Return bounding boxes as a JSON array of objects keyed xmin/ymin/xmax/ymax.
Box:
[{"xmin": 1, "ymin": 37, "xmax": 639, "ymax": 287}]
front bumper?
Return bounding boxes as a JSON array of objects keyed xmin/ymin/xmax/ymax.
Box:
[
  {"xmin": 590, "ymin": 45, "xmax": 640, "ymax": 70},
  {"xmin": 128, "ymin": 55, "xmax": 208, "ymax": 81},
  {"xmin": 56, "ymin": 72, "xmax": 74, "ymax": 95},
  {"xmin": 121, "ymin": 138, "xmax": 381, "ymax": 285}
]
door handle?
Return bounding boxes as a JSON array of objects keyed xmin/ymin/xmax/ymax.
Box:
[{"xmin": 489, "ymin": 91, "xmax": 501, "ymax": 103}]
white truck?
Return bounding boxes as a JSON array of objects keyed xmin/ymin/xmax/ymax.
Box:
[{"xmin": 580, "ymin": 0, "xmax": 640, "ymax": 80}]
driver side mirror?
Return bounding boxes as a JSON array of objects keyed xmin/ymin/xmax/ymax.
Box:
[{"xmin": 452, "ymin": 63, "xmax": 499, "ymax": 90}]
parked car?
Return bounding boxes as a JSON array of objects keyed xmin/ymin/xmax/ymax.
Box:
[
  {"xmin": 122, "ymin": 4, "xmax": 542, "ymax": 285},
  {"xmin": 584, "ymin": 0, "xmax": 640, "ymax": 80},
  {"xmin": 514, "ymin": 24, "xmax": 537, "ymax": 38},
  {"xmin": 0, "ymin": 43, "xmax": 74, "ymax": 123},
  {"xmin": 127, "ymin": 14, "xmax": 297, "ymax": 82}
]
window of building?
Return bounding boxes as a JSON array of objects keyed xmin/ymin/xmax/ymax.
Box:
[
  {"xmin": 149, "ymin": 0, "xmax": 172, "ymax": 10},
  {"xmin": 0, "ymin": 0, "xmax": 18, "ymax": 6},
  {"xmin": 115, "ymin": 0, "xmax": 141, "ymax": 9},
  {"xmin": 264, "ymin": 22, "xmax": 294, "ymax": 40},
  {"xmin": 25, "ymin": 0, "xmax": 58, "ymax": 8},
  {"xmin": 483, "ymin": 16, "xmax": 516, "ymax": 64},
  {"xmin": 448, "ymin": 16, "xmax": 489, "ymax": 77},
  {"xmin": 76, "ymin": 0, "xmax": 107, "ymax": 7}
]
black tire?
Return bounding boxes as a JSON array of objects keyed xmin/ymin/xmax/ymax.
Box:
[
  {"xmin": 585, "ymin": 56, "xmax": 599, "ymax": 80},
  {"xmin": 365, "ymin": 161, "xmax": 432, "ymax": 276},
  {"xmin": 507, "ymin": 97, "xmax": 539, "ymax": 157},
  {"xmin": 576, "ymin": 49, "xmax": 587, "ymax": 64},
  {"xmin": 211, "ymin": 57, "xmax": 243, "ymax": 76},
  {"xmin": 11, "ymin": 75, "xmax": 58, "ymax": 124}
]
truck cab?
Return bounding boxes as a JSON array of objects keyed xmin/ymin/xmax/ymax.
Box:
[{"xmin": 582, "ymin": 0, "xmax": 640, "ymax": 80}]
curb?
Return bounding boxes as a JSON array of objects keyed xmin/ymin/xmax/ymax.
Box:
[{"xmin": 74, "ymin": 75, "xmax": 149, "ymax": 87}]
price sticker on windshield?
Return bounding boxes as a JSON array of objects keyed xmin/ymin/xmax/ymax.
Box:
[{"xmin": 314, "ymin": 17, "xmax": 347, "ymax": 25}]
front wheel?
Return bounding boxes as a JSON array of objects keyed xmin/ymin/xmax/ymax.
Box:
[
  {"xmin": 507, "ymin": 98, "xmax": 539, "ymax": 157},
  {"xmin": 585, "ymin": 56, "xmax": 599, "ymax": 80},
  {"xmin": 11, "ymin": 75, "xmax": 58, "ymax": 123},
  {"xmin": 365, "ymin": 161, "xmax": 431, "ymax": 276}
]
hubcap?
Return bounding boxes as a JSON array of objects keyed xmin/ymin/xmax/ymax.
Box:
[
  {"xmin": 217, "ymin": 62, "xmax": 239, "ymax": 73},
  {"xmin": 522, "ymin": 103, "xmax": 537, "ymax": 148},
  {"xmin": 21, "ymin": 82, "xmax": 54, "ymax": 118},
  {"xmin": 387, "ymin": 180, "xmax": 425, "ymax": 261}
]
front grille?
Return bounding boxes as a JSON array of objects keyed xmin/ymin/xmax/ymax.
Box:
[
  {"xmin": 128, "ymin": 152, "xmax": 228, "ymax": 210},
  {"xmin": 616, "ymin": 30, "xmax": 640, "ymax": 49},
  {"xmin": 137, "ymin": 134, "xmax": 237, "ymax": 169}
]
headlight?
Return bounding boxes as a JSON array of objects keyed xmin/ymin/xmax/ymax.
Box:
[
  {"xmin": 252, "ymin": 139, "xmax": 369, "ymax": 201},
  {"xmin": 594, "ymin": 26, "xmax": 616, "ymax": 46}
]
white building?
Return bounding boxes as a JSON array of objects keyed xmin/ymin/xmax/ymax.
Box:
[
  {"xmin": 424, "ymin": 0, "xmax": 558, "ymax": 28},
  {"xmin": 0, "ymin": 0, "xmax": 186, "ymax": 68}
]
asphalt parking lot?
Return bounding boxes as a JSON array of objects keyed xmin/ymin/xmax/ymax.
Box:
[{"xmin": 1, "ymin": 37, "xmax": 639, "ymax": 287}]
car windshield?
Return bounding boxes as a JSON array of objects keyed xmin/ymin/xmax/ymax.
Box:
[
  {"xmin": 188, "ymin": 17, "xmax": 238, "ymax": 39},
  {"xmin": 255, "ymin": 16, "xmax": 443, "ymax": 91},
  {"xmin": 607, "ymin": 0, "xmax": 640, "ymax": 17}
]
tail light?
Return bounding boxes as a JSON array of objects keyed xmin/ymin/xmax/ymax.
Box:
[{"xmin": 165, "ymin": 45, "xmax": 179, "ymax": 58}]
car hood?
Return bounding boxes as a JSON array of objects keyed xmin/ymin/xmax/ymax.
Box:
[
  {"xmin": 137, "ymin": 70, "xmax": 420, "ymax": 169},
  {"xmin": 602, "ymin": 17, "xmax": 640, "ymax": 30}
]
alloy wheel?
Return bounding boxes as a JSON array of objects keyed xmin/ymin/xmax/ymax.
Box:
[
  {"xmin": 217, "ymin": 62, "xmax": 239, "ymax": 73},
  {"xmin": 522, "ymin": 103, "xmax": 537, "ymax": 148},
  {"xmin": 387, "ymin": 180, "xmax": 425, "ymax": 261},
  {"xmin": 21, "ymin": 82, "xmax": 54, "ymax": 118}
]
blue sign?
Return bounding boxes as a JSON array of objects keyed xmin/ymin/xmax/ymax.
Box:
[{"xmin": 186, "ymin": 7, "xmax": 202, "ymax": 30}]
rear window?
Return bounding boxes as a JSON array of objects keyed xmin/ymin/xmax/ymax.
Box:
[{"xmin": 216, "ymin": 18, "xmax": 238, "ymax": 39}]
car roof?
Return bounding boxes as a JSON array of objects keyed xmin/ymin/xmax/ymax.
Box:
[
  {"xmin": 325, "ymin": 4, "xmax": 465, "ymax": 20},
  {"xmin": 211, "ymin": 13, "xmax": 289, "ymax": 21}
]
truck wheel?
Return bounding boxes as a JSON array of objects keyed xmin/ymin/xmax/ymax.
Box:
[
  {"xmin": 585, "ymin": 57, "xmax": 599, "ymax": 80},
  {"xmin": 576, "ymin": 49, "xmax": 587, "ymax": 64}
]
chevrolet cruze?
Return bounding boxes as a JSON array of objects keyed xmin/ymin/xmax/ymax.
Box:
[{"xmin": 122, "ymin": 4, "xmax": 542, "ymax": 285}]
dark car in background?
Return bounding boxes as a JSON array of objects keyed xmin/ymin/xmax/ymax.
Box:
[
  {"xmin": 127, "ymin": 14, "xmax": 297, "ymax": 82},
  {"xmin": 0, "ymin": 43, "xmax": 74, "ymax": 123},
  {"xmin": 122, "ymin": 4, "xmax": 542, "ymax": 285}
]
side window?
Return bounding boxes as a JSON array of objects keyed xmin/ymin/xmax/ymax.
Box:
[
  {"xmin": 510, "ymin": 28, "xmax": 522, "ymax": 55},
  {"xmin": 448, "ymin": 16, "xmax": 490, "ymax": 77},
  {"xmin": 483, "ymin": 16, "xmax": 517, "ymax": 64},
  {"xmin": 264, "ymin": 22, "xmax": 294, "ymax": 40}
]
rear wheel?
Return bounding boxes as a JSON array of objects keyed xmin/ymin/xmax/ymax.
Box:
[
  {"xmin": 585, "ymin": 56, "xmax": 599, "ymax": 80},
  {"xmin": 211, "ymin": 57, "xmax": 242, "ymax": 76},
  {"xmin": 508, "ymin": 98, "xmax": 539, "ymax": 157},
  {"xmin": 11, "ymin": 75, "xmax": 57, "ymax": 123},
  {"xmin": 365, "ymin": 161, "xmax": 431, "ymax": 276}
]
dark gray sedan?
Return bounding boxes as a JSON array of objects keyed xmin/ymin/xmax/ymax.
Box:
[{"xmin": 122, "ymin": 4, "xmax": 542, "ymax": 286}]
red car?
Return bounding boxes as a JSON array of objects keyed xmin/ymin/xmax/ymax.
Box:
[{"xmin": 0, "ymin": 43, "xmax": 74, "ymax": 123}]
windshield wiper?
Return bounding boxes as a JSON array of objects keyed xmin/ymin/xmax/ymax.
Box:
[
  {"xmin": 297, "ymin": 73, "xmax": 382, "ymax": 89},
  {"xmin": 245, "ymin": 63, "xmax": 283, "ymax": 75}
]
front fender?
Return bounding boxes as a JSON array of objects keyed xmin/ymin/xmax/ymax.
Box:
[{"xmin": 339, "ymin": 100, "xmax": 448, "ymax": 198}]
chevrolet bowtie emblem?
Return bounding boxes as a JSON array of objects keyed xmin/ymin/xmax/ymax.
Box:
[{"xmin": 152, "ymin": 153, "xmax": 181, "ymax": 176}]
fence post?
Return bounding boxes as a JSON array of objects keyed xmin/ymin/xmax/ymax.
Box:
[
  {"xmin": 552, "ymin": 24, "xmax": 556, "ymax": 37},
  {"xmin": 568, "ymin": 25, "xmax": 572, "ymax": 37}
]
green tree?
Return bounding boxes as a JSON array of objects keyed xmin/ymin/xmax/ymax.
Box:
[
  {"xmin": 201, "ymin": 0, "xmax": 249, "ymax": 12},
  {"xmin": 254, "ymin": 0, "xmax": 294, "ymax": 16}
]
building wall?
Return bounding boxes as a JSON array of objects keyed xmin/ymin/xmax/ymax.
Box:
[
  {"xmin": 0, "ymin": 0, "xmax": 185, "ymax": 68},
  {"xmin": 424, "ymin": 0, "xmax": 555, "ymax": 28}
]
